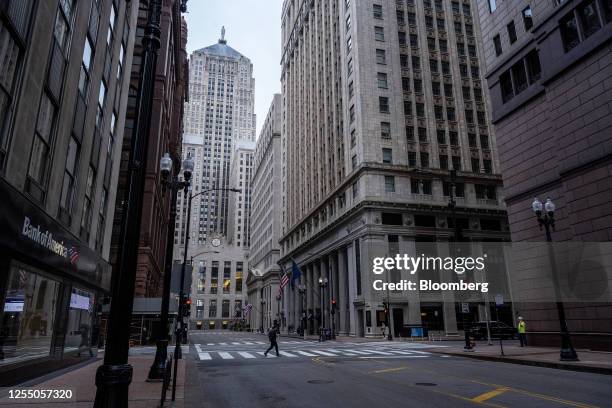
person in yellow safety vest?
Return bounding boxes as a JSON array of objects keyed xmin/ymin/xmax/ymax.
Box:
[{"xmin": 518, "ymin": 316, "xmax": 527, "ymax": 347}]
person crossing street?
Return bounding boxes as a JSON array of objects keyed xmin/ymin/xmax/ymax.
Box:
[{"xmin": 264, "ymin": 320, "xmax": 280, "ymax": 357}]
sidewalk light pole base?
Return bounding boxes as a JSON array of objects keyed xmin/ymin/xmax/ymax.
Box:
[
  {"xmin": 147, "ymin": 339, "xmax": 169, "ymax": 382},
  {"xmin": 94, "ymin": 364, "xmax": 133, "ymax": 408}
]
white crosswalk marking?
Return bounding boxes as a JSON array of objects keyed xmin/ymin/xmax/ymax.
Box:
[
  {"xmin": 194, "ymin": 344, "xmax": 203, "ymax": 353},
  {"xmin": 198, "ymin": 352, "xmax": 212, "ymax": 360},
  {"xmin": 310, "ymin": 350, "xmax": 336, "ymax": 356},
  {"xmin": 343, "ymin": 349, "xmax": 372, "ymax": 355},
  {"xmin": 254, "ymin": 341, "xmax": 265, "ymax": 345},
  {"xmin": 232, "ymin": 342, "xmax": 241, "ymax": 345},
  {"xmin": 219, "ymin": 342, "xmax": 227, "ymax": 346},
  {"xmin": 219, "ymin": 352, "xmax": 234, "ymax": 359},
  {"xmin": 294, "ymin": 350, "xmax": 317, "ymax": 357},
  {"xmin": 278, "ymin": 351, "xmax": 298, "ymax": 357},
  {"xmin": 390, "ymin": 350, "xmax": 414, "ymax": 355},
  {"xmin": 257, "ymin": 352, "xmax": 277, "ymax": 358},
  {"xmin": 244, "ymin": 342, "xmax": 254, "ymax": 345},
  {"xmin": 237, "ymin": 351, "xmax": 256, "ymax": 359},
  {"xmin": 361, "ymin": 349, "xmax": 393, "ymax": 355},
  {"xmin": 323, "ymin": 348, "xmax": 352, "ymax": 356}
]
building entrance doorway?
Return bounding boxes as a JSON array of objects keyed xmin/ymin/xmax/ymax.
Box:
[{"xmin": 392, "ymin": 308, "xmax": 404, "ymax": 337}]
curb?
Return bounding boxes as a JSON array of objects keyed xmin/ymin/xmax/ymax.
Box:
[{"xmin": 425, "ymin": 349, "xmax": 612, "ymax": 375}]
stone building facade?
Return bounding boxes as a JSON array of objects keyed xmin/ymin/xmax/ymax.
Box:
[
  {"xmin": 0, "ymin": 0, "xmax": 137, "ymax": 383},
  {"xmin": 474, "ymin": 0, "xmax": 612, "ymax": 349},
  {"xmin": 278, "ymin": 0, "xmax": 510, "ymax": 337},
  {"xmin": 247, "ymin": 94, "xmax": 283, "ymax": 332},
  {"xmin": 179, "ymin": 32, "xmax": 256, "ymax": 242},
  {"xmin": 227, "ymin": 140, "xmax": 255, "ymax": 249}
]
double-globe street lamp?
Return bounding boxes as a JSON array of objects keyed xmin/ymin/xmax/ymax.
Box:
[
  {"xmin": 171, "ymin": 182, "xmax": 240, "ymax": 401},
  {"xmin": 318, "ymin": 277, "xmax": 328, "ymax": 341},
  {"xmin": 147, "ymin": 153, "xmax": 194, "ymax": 382},
  {"xmin": 531, "ymin": 198, "xmax": 579, "ymax": 361}
]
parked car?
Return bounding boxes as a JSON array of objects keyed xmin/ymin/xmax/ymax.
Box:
[{"xmin": 467, "ymin": 321, "xmax": 516, "ymax": 340}]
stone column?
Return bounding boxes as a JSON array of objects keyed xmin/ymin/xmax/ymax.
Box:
[
  {"xmin": 346, "ymin": 243, "xmax": 357, "ymax": 336},
  {"xmin": 311, "ymin": 262, "xmax": 319, "ymax": 334},
  {"xmin": 306, "ymin": 264, "xmax": 313, "ymax": 334},
  {"xmin": 337, "ymin": 247, "xmax": 348, "ymax": 335},
  {"xmin": 402, "ymin": 238, "xmax": 422, "ymax": 326},
  {"xmin": 438, "ymin": 239, "xmax": 458, "ymax": 335}
]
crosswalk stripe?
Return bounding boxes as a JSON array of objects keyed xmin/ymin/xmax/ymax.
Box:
[
  {"xmin": 237, "ymin": 352, "xmax": 256, "ymax": 359},
  {"xmin": 343, "ymin": 349, "xmax": 372, "ymax": 355},
  {"xmin": 232, "ymin": 342, "xmax": 241, "ymax": 345},
  {"xmin": 198, "ymin": 352, "xmax": 212, "ymax": 360},
  {"xmin": 254, "ymin": 341, "xmax": 265, "ymax": 345},
  {"xmin": 219, "ymin": 342, "xmax": 227, "ymax": 346},
  {"xmin": 207, "ymin": 343, "xmax": 214, "ymax": 346},
  {"xmin": 194, "ymin": 344, "xmax": 203, "ymax": 353},
  {"xmin": 244, "ymin": 342, "xmax": 254, "ymax": 345},
  {"xmin": 390, "ymin": 350, "xmax": 414, "ymax": 355},
  {"xmin": 310, "ymin": 350, "xmax": 336, "ymax": 356},
  {"xmin": 278, "ymin": 351, "xmax": 298, "ymax": 357},
  {"xmin": 256, "ymin": 352, "xmax": 277, "ymax": 358},
  {"xmin": 406, "ymin": 350, "xmax": 431, "ymax": 355},
  {"xmin": 294, "ymin": 350, "xmax": 317, "ymax": 357},
  {"xmin": 219, "ymin": 352, "xmax": 234, "ymax": 359},
  {"xmin": 325, "ymin": 349, "xmax": 356, "ymax": 356},
  {"xmin": 361, "ymin": 349, "xmax": 393, "ymax": 355}
]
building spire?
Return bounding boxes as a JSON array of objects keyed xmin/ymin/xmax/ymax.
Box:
[{"xmin": 219, "ymin": 26, "xmax": 227, "ymax": 44}]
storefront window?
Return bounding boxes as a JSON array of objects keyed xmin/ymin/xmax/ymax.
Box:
[
  {"xmin": 64, "ymin": 288, "xmax": 95, "ymax": 356},
  {"xmin": 0, "ymin": 263, "xmax": 60, "ymax": 366}
]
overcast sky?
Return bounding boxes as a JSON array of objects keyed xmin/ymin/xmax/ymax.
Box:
[{"xmin": 184, "ymin": 0, "xmax": 284, "ymax": 136}]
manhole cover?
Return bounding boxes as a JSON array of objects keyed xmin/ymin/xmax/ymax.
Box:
[
  {"xmin": 415, "ymin": 383, "xmax": 437, "ymax": 386},
  {"xmin": 209, "ymin": 373, "xmax": 229, "ymax": 377},
  {"xmin": 307, "ymin": 379, "xmax": 334, "ymax": 384}
]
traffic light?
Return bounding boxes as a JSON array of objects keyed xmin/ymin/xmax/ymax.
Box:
[
  {"xmin": 184, "ymin": 298, "xmax": 192, "ymax": 317},
  {"xmin": 331, "ymin": 299, "xmax": 337, "ymax": 315}
]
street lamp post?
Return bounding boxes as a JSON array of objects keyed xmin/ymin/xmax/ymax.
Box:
[
  {"xmin": 260, "ymin": 298, "xmax": 266, "ymax": 332},
  {"xmin": 147, "ymin": 153, "xmax": 193, "ymax": 381},
  {"xmin": 94, "ymin": 1, "xmax": 166, "ymax": 405},
  {"xmin": 318, "ymin": 277, "xmax": 328, "ymax": 341},
  {"xmin": 275, "ymin": 294, "xmax": 281, "ymax": 326},
  {"xmin": 298, "ymin": 284, "xmax": 306, "ymax": 337},
  {"xmin": 532, "ymin": 198, "xmax": 579, "ymax": 361},
  {"xmin": 171, "ymin": 186, "xmax": 240, "ymax": 401}
]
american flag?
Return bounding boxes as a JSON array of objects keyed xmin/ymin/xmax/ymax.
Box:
[
  {"xmin": 67, "ymin": 246, "xmax": 79, "ymax": 264},
  {"xmin": 279, "ymin": 271, "xmax": 289, "ymax": 292},
  {"xmin": 244, "ymin": 303, "xmax": 252, "ymax": 314}
]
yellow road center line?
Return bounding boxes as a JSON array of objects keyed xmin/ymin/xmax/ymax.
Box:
[
  {"xmin": 472, "ymin": 388, "xmax": 509, "ymax": 403},
  {"xmin": 371, "ymin": 366, "xmax": 408, "ymax": 374}
]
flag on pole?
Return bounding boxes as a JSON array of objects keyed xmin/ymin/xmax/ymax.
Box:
[
  {"xmin": 290, "ymin": 259, "xmax": 302, "ymax": 290},
  {"xmin": 279, "ymin": 271, "xmax": 290, "ymax": 293}
]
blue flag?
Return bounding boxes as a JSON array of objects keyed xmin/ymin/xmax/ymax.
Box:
[{"xmin": 291, "ymin": 260, "xmax": 302, "ymax": 289}]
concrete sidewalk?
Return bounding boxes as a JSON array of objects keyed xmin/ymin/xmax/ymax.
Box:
[
  {"xmin": 0, "ymin": 355, "xmax": 186, "ymax": 407},
  {"xmin": 420, "ymin": 340, "xmax": 612, "ymax": 375}
]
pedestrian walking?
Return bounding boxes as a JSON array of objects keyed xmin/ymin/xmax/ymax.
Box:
[
  {"xmin": 77, "ymin": 323, "xmax": 93, "ymax": 357},
  {"xmin": 264, "ymin": 320, "xmax": 280, "ymax": 357},
  {"xmin": 518, "ymin": 316, "xmax": 527, "ymax": 347}
]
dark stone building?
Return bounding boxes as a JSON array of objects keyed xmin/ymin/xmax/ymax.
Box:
[
  {"xmin": 475, "ymin": 0, "xmax": 612, "ymax": 349},
  {"xmin": 109, "ymin": 0, "xmax": 188, "ymax": 344}
]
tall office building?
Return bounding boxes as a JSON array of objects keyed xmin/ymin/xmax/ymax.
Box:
[
  {"xmin": 279, "ymin": 0, "xmax": 510, "ymax": 337},
  {"xmin": 0, "ymin": 0, "xmax": 137, "ymax": 383},
  {"xmin": 179, "ymin": 32, "xmax": 255, "ymax": 330},
  {"xmin": 474, "ymin": 0, "xmax": 612, "ymax": 349},
  {"xmin": 227, "ymin": 140, "xmax": 255, "ymax": 249},
  {"xmin": 247, "ymin": 94, "xmax": 283, "ymax": 332},
  {"xmin": 181, "ymin": 29, "xmax": 256, "ymax": 241}
]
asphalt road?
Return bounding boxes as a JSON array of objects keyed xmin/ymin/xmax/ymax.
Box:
[{"xmin": 184, "ymin": 330, "xmax": 611, "ymax": 408}]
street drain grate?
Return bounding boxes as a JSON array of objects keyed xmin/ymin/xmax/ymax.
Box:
[
  {"xmin": 415, "ymin": 383, "xmax": 437, "ymax": 386},
  {"xmin": 307, "ymin": 379, "xmax": 334, "ymax": 384}
]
